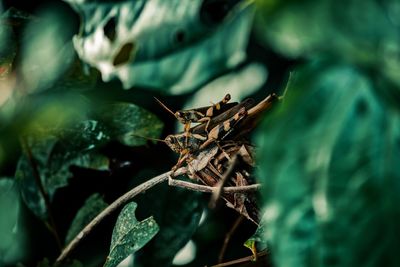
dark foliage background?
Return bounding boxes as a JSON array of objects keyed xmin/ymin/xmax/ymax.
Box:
[{"xmin": 0, "ymin": 0, "xmax": 399, "ymax": 267}]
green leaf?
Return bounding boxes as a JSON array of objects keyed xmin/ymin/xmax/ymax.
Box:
[
  {"xmin": 256, "ymin": 0, "xmax": 400, "ymax": 58},
  {"xmin": 16, "ymin": 121, "xmax": 110, "ymax": 220},
  {"xmin": 255, "ymin": 0, "xmax": 400, "ymax": 87},
  {"xmin": 134, "ymin": 179, "xmax": 203, "ymax": 267},
  {"xmin": 15, "ymin": 102, "xmax": 160, "ymax": 220},
  {"xmin": 244, "ymin": 219, "xmax": 267, "ymax": 258},
  {"xmin": 98, "ymin": 103, "xmax": 163, "ymax": 146},
  {"xmin": 66, "ymin": 0, "xmax": 254, "ymax": 93},
  {"xmin": 255, "ymin": 63, "xmax": 400, "ymax": 267},
  {"xmin": 104, "ymin": 202, "xmax": 159, "ymax": 267},
  {"xmin": 0, "ymin": 178, "xmax": 27, "ymax": 265},
  {"xmin": 56, "ymin": 120, "xmax": 111, "ymax": 152},
  {"xmin": 65, "ymin": 193, "xmax": 108, "ymax": 244},
  {"xmin": 15, "ymin": 136, "xmax": 58, "ymax": 220}
]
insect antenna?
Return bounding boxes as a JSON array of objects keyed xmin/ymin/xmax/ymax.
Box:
[
  {"xmin": 154, "ymin": 97, "xmax": 176, "ymax": 117},
  {"xmin": 130, "ymin": 133, "xmax": 167, "ymax": 144}
]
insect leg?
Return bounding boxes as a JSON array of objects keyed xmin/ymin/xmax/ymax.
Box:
[{"xmin": 171, "ymin": 149, "xmax": 190, "ymax": 172}]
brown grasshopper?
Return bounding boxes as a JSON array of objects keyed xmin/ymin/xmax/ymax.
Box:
[
  {"xmin": 164, "ymin": 104, "xmax": 249, "ymax": 170},
  {"xmin": 155, "ymin": 94, "xmax": 236, "ymax": 133},
  {"xmin": 163, "ymin": 94, "xmax": 279, "ymax": 167},
  {"xmin": 163, "ymin": 93, "xmax": 281, "ymax": 224}
]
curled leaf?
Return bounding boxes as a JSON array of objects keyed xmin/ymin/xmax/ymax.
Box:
[{"xmin": 66, "ymin": 0, "xmax": 254, "ymax": 93}]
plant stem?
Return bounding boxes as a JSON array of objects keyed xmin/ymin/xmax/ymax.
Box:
[
  {"xmin": 218, "ymin": 215, "xmax": 244, "ymax": 263},
  {"xmin": 20, "ymin": 137, "xmax": 62, "ymax": 250},
  {"xmin": 168, "ymin": 178, "xmax": 261, "ymax": 193},
  {"xmin": 56, "ymin": 166, "xmax": 260, "ymax": 264},
  {"xmin": 210, "ymin": 250, "xmax": 268, "ymax": 267},
  {"xmin": 55, "ymin": 167, "xmax": 187, "ymax": 265}
]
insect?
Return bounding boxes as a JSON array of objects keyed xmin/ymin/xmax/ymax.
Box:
[
  {"xmin": 199, "ymin": 106, "xmax": 247, "ymax": 149},
  {"xmin": 191, "ymin": 97, "xmax": 254, "ymax": 135},
  {"xmin": 163, "ymin": 94, "xmax": 279, "ymax": 167},
  {"xmin": 155, "ymin": 94, "xmax": 236, "ymax": 133},
  {"xmin": 164, "ymin": 93, "xmax": 281, "ymax": 224},
  {"xmin": 165, "ymin": 103, "xmax": 250, "ymax": 171},
  {"xmin": 164, "ymin": 132, "xmax": 207, "ymax": 169},
  {"xmin": 186, "ymin": 141, "xmax": 260, "ymax": 225}
]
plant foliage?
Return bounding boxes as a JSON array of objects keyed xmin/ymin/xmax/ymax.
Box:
[{"xmin": 0, "ymin": 0, "xmax": 399, "ymax": 266}]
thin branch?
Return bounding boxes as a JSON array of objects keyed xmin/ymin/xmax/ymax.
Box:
[
  {"xmin": 210, "ymin": 250, "xmax": 268, "ymax": 267},
  {"xmin": 218, "ymin": 215, "xmax": 244, "ymax": 263},
  {"xmin": 55, "ymin": 167, "xmax": 187, "ymax": 265},
  {"xmin": 168, "ymin": 178, "xmax": 261, "ymax": 193},
  {"xmin": 20, "ymin": 137, "xmax": 62, "ymax": 250}
]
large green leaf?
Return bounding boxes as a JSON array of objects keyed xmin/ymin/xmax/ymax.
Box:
[
  {"xmin": 65, "ymin": 193, "xmax": 108, "ymax": 244},
  {"xmin": 65, "ymin": 0, "xmax": 254, "ymax": 93},
  {"xmin": 255, "ymin": 0, "xmax": 400, "ymax": 98},
  {"xmin": 255, "ymin": 0, "xmax": 400, "ymax": 58},
  {"xmin": 255, "ymin": 63, "xmax": 400, "ymax": 267},
  {"xmin": 104, "ymin": 202, "xmax": 159, "ymax": 267},
  {"xmin": 255, "ymin": 0, "xmax": 400, "ymax": 88},
  {"xmin": 97, "ymin": 102, "xmax": 163, "ymax": 146}
]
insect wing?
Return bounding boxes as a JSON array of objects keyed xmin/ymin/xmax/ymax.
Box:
[
  {"xmin": 232, "ymin": 93, "xmax": 279, "ymax": 139},
  {"xmin": 192, "ymin": 98, "xmax": 254, "ymax": 134}
]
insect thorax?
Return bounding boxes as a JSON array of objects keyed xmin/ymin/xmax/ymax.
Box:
[{"xmin": 165, "ymin": 133, "xmax": 206, "ymax": 153}]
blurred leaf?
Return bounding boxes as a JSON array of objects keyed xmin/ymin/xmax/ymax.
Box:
[
  {"xmin": 66, "ymin": 0, "xmax": 254, "ymax": 93},
  {"xmin": 255, "ymin": 0, "xmax": 400, "ymax": 87},
  {"xmin": 255, "ymin": 0, "xmax": 400, "ymax": 58},
  {"xmin": 98, "ymin": 102, "xmax": 163, "ymax": 146},
  {"xmin": 65, "ymin": 193, "xmax": 108, "ymax": 244},
  {"xmin": 255, "ymin": 62, "xmax": 400, "ymax": 267},
  {"xmin": 20, "ymin": 6, "xmax": 75, "ymax": 93},
  {"xmin": 104, "ymin": 202, "xmax": 159, "ymax": 267},
  {"xmin": 135, "ymin": 181, "xmax": 203, "ymax": 267},
  {"xmin": 0, "ymin": 9, "xmax": 17, "ymax": 66},
  {"xmin": 0, "ymin": 10, "xmax": 17, "ymax": 110},
  {"xmin": 183, "ymin": 63, "xmax": 268, "ymax": 110},
  {"xmin": 22, "ymin": 93, "xmax": 90, "ymax": 134},
  {"xmin": 0, "ymin": 178, "xmax": 27, "ymax": 265}
]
